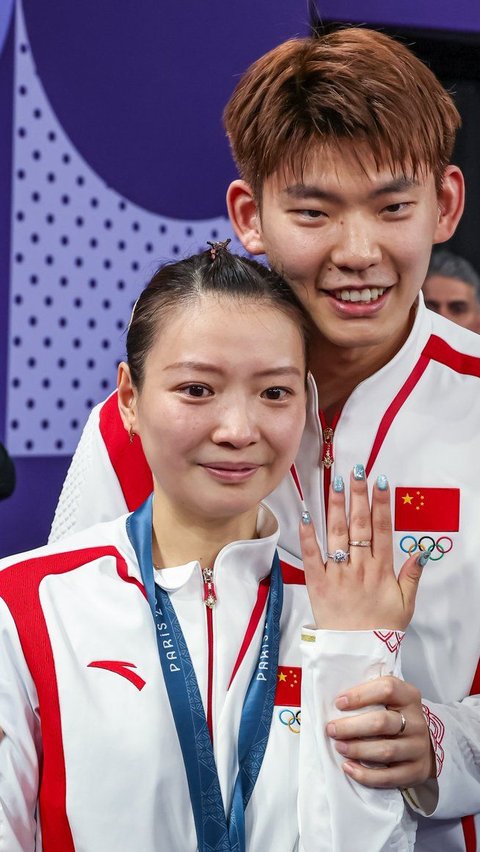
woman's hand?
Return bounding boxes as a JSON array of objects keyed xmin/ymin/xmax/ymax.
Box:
[{"xmin": 300, "ymin": 469, "xmax": 425, "ymax": 631}]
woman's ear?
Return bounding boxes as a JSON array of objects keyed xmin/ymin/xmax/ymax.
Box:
[
  {"xmin": 117, "ymin": 362, "xmax": 138, "ymax": 436},
  {"xmin": 433, "ymin": 165, "xmax": 465, "ymax": 244},
  {"xmin": 226, "ymin": 180, "xmax": 266, "ymax": 255}
]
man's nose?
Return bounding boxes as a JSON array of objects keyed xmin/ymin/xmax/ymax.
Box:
[{"xmin": 330, "ymin": 217, "xmax": 382, "ymax": 271}]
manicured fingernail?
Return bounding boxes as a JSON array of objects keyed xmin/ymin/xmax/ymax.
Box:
[
  {"xmin": 301, "ymin": 510, "xmax": 311, "ymax": 525},
  {"xmin": 376, "ymin": 474, "xmax": 388, "ymax": 491},
  {"xmin": 335, "ymin": 741, "xmax": 349, "ymax": 756},
  {"xmin": 416, "ymin": 550, "xmax": 431, "ymax": 568},
  {"xmin": 335, "ymin": 695, "xmax": 349, "ymax": 709},
  {"xmin": 353, "ymin": 464, "xmax": 365, "ymax": 480},
  {"xmin": 326, "ymin": 722, "xmax": 336, "ymax": 737},
  {"xmin": 333, "ymin": 475, "xmax": 344, "ymax": 493}
]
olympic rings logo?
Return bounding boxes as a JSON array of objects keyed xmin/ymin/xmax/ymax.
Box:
[
  {"xmin": 399, "ymin": 535, "xmax": 453, "ymax": 562},
  {"xmin": 278, "ymin": 709, "xmax": 301, "ymax": 733}
]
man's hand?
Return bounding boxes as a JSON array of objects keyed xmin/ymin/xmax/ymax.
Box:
[{"xmin": 326, "ymin": 675, "xmax": 436, "ymax": 788}]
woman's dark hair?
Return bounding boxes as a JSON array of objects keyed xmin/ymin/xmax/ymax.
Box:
[{"xmin": 126, "ymin": 246, "xmax": 310, "ymax": 389}]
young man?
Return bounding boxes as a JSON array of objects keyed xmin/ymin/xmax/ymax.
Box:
[
  {"xmin": 49, "ymin": 29, "xmax": 479, "ymax": 851},
  {"xmin": 423, "ymin": 248, "xmax": 480, "ymax": 332}
]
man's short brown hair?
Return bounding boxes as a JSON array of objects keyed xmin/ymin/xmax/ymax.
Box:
[{"xmin": 223, "ymin": 28, "xmax": 461, "ymax": 197}]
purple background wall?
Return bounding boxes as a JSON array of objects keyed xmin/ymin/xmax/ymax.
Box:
[
  {"xmin": 1, "ymin": 1, "xmax": 480, "ymax": 557},
  {"xmin": 316, "ymin": 0, "xmax": 480, "ymax": 32}
]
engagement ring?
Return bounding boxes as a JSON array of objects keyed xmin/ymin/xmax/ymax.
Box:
[{"xmin": 326, "ymin": 549, "xmax": 350, "ymax": 563}]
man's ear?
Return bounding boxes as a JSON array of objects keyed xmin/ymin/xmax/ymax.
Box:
[
  {"xmin": 117, "ymin": 362, "xmax": 138, "ymax": 435},
  {"xmin": 226, "ymin": 180, "xmax": 266, "ymax": 255},
  {"xmin": 433, "ymin": 165, "xmax": 465, "ymax": 244}
]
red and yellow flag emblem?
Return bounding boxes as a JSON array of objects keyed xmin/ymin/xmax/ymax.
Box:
[
  {"xmin": 394, "ymin": 487, "xmax": 459, "ymax": 532},
  {"xmin": 274, "ymin": 666, "xmax": 301, "ymax": 706}
]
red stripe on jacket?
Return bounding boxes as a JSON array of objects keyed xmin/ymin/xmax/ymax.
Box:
[
  {"xmin": 99, "ymin": 394, "xmax": 153, "ymax": 511},
  {"xmin": 366, "ymin": 334, "xmax": 480, "ymax": 476},
  {"xmin": 462, "ymin": 658, "xmax": 480, "ymax": 851},
  {"xmin": 0, "ymin": 546, "xmax": 132, "ymax": 851}
]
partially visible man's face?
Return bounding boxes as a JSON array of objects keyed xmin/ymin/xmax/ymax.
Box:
[
  {"xmin": 423, "ymin": 275, "xmax": 479, "ymax": 331},
  {"xmin": 255, "ymin": 143, "xmax": 452, "ymax": 356}
]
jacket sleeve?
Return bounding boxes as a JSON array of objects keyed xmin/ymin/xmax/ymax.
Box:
[
  {"xmin": 404, "ymin": 695, "xmax": 480, "ymax": 820},
  {"xmin": 298, "ymin": 629, "xmax": 417, "ymax": 852},
  {"xmin": 49, "ymin": 396, "xmax": 129, "ymax": 542},
  {"xmin": 0, "ymin": 598, "xmax": 40, "ymax": 851}
]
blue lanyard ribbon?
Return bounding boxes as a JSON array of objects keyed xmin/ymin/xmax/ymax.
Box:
[{"xmin": 126, "ymin": 496, "xmax": 283, "ymax": 852}]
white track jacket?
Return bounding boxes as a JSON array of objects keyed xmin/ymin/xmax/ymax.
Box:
[{"xmin": 0, "ymin": 508, "xmax": 414, "ymax": 851}]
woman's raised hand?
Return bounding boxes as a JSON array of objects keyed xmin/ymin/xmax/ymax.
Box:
[{"xmin": 300, "ymin": 469, "xmax": 426, "ymax": 631}]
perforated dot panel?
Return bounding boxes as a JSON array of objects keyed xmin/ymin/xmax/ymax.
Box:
[{"xmin": 7, "ymin": 1, "xmax": 243, "ymax": 456}]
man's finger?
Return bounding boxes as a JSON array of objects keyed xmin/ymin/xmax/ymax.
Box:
[
  {"xmin": 327, "ymin": 707, "xmax": 411, "ymax": 741},
  {"xmin": 334, "ymin": 675, "xmax": 417, "ymax": 711},
  {"xmin": 342, "ymin": 760, "xmax": 427, "ymax": 789},
  {"xmin": 334, "ymin": 735, "xmax": 411, "ymax": 765}
]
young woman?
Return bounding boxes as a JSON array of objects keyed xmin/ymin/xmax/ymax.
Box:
[{"xmin": 0, "ymin": 246, "xmax": 423, "ymax": 851}]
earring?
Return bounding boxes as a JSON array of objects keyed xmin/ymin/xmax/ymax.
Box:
[{"xmin": 129, "ymin": 426, "xmax": 135, "ymax": 444}]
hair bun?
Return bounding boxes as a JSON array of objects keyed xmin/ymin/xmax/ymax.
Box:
[{"xmin": 207, "ymin": 238, "xmax": 231, "ymax": 261}]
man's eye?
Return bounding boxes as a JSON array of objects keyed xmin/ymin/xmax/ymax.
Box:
[
  {"xmin": 180, "ymin": 385, "xmax": 211, "ymax": 398},
  {"xmin": 450, "ymin": 302, "xmax": 469, "ymax": 315},
  {"xmin": 383, "ymin": 202, "xmax": 410, "ymax": 214},
  {"xmin": 298, "ymin": 209, "xmax": 325, "ymax": 219},
  {"xmin": 262, "ymin": 387, "xmax": 290, "ymax": 401}
]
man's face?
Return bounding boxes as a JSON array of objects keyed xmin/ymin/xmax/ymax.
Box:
[
  {"xmin": 423, "ymin": 275, "xmax": 479, "ymax": 331},
  {"xmin": 255, "ymin": 144, "xmax": 446, "ymax": 353}
]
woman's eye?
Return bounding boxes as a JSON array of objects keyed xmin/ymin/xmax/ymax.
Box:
[
  {"xmin": 262, "ymin": 387, "xmax": 290, "ymax": 401},
  {"xmin": 180, "ymin": 384, "xmax": 212, "ymax": 398}
]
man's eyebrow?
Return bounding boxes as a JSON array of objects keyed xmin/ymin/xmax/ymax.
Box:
[
  {"xmin": 282, "ymin": 184, "xmax": 340, "ymax": 203},
  {"xmin": 282, "ymin": 176, "xmax": 420, "ymax": 203},
  {"xmin": 370, "ymin": 177, "xmax": 420, "ymax": 198}
]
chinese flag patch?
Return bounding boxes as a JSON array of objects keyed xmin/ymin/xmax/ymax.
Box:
[
  {"xmin": 394, "ymin": 487, "xmax": 460, "ymax": 532},
  {"xmin": 274, "ymin": 666, "xmax": 301, "ymax": 706}
]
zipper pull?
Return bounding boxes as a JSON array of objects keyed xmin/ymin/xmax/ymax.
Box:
[
  {"xmin": 322, "ymin": 426, "xmax": 334, "ymax": 469},
  {"xmin": 202, "ymin": 566, "xmax": 217, "ymax": 609}
]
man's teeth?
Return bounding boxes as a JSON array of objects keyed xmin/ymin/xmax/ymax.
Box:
[{"xmin": 336, "ymin": 288, "xmax": 385, "ymax": 303}]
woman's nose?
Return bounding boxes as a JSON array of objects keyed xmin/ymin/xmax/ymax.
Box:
[{"xmin": 211, "ymin": 402, "xmax": 260, "ymax": 448}]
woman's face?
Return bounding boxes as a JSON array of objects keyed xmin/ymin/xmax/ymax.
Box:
[{"xmin": 119, "ymin": 294, "xmax": 307, "ymax": 525}]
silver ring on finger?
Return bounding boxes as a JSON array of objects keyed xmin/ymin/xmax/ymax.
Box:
[
  {"xmin": 390, "ymin": 709, "xmax": 407, "ymax": 737},
  {"xmin": 326, "ymin": 549, "xmax": 350, "ymax": 563},
  {"xmin": 348, "ymin": 540, "xmax": 372, "ymax": 547}
]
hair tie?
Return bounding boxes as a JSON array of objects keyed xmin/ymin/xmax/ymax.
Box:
[{"xmin": 207, "ymin": 238, "xmax": 231, "ymax": 261}]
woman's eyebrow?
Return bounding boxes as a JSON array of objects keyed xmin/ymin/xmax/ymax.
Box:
[
  {"xmin": 165, "ymin": 361, "xmax": 223, "ymax": 373},
  {"xmin": 252, "ymin": 366, "xmax": 303, "ymax": 378},
  {"xmin": 164, "ymin": 362, "xmax": 302, "ymax": 378}
]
